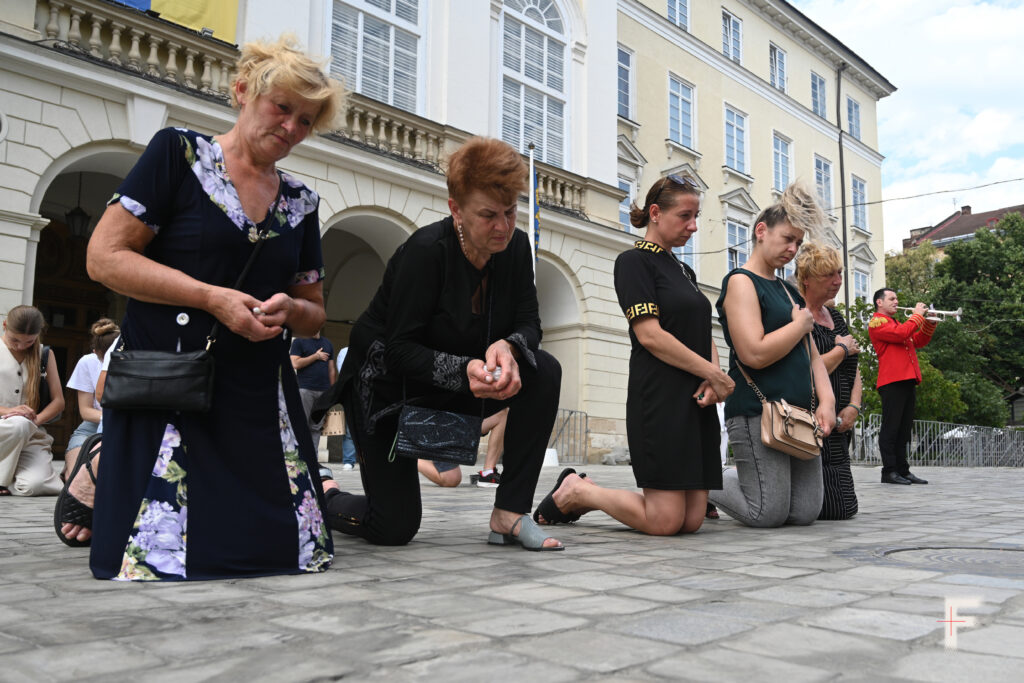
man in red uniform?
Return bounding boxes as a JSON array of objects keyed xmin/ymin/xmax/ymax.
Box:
[{"xmin": 868, "ymin": 289, "xmax": 937, "ymax": 485}]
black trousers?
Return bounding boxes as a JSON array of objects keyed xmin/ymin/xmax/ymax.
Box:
[
  {"xmin": 878, "ymin": 379, "xmax": 916, "ymax": 476},
  {"xmin": 325, "ymin": 349, "xmax": 561, "ymax": 545}
]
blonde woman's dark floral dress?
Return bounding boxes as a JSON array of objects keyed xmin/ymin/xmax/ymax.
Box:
[{"xmin": 91, "ymin": 128, "xmax": 332, "ymax": 580}]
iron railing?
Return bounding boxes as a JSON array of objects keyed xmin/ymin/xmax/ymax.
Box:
[
  {"xmin": 853, "ymin": 414, "xmax": 1024, "ymax": 467},
  {"xmin": 548, "ymin": 409, "xmax": 589, "ymax": 465}
]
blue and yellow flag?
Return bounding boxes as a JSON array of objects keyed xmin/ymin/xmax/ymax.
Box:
[{"xmin": 117, "ymin": 1, "xmax": 238, "ymax": 43}]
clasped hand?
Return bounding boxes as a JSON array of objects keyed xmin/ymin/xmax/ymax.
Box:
[
  {"xmin": 467, "ymin": 340, "xmax": 521, "ymax": 400},
  {"xmin": 693, "ymin": 368, "xmax": 736, "ymax": 408},
  {"xmin": 210, "ymin": 287, "xmax": 294, "ymax": 342}
]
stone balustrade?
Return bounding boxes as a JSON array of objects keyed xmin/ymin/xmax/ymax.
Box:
[
  {"xmin": 35, "ymin": 0, "xmax": 237, "ymax": 99},
  {"xmin": 31, "ymin": 0, "xmax": 609, "ymax": 221}
]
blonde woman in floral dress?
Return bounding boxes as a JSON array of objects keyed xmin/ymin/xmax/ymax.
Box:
[{"xmin": 83, "ymin": 37, "xmax": 343, "ymax": 580}]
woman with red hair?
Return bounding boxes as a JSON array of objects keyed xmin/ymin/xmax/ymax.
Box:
[{"xmin": 316, "ymin": 137, "xmax": 563, "ymax": 551}]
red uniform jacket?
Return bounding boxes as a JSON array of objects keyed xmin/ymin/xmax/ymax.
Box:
[{"xmin": 868, "ymin": 312, "xmax": 937, "ymax": 387}]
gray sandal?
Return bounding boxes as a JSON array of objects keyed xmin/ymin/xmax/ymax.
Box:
[{"xmin": 488, "ymin": 514, "xmax": 564, "ymax": 551}]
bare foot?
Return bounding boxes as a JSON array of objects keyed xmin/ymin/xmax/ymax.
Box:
[
  {"xmin": 60, "ymin": 449, "xmax": 99, "ymax": 544},
  {"xmin": 550, "ymin": 473, "xmax": 594, "ymax": 519},
  {"xmin": 490, "ymin": 507, "xmax": 561, "ymax": 549}
]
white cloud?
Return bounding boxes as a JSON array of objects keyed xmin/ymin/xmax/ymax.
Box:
[{"xmin": 791, "ymin": 0, "xmax": 1024, "ymax": 252}]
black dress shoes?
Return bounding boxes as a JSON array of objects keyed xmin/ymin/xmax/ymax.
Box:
[
  {"xmin": 903, "ymin": 472, "xmax": 929, "ymax": 484},
  {"xmin": 881, "ymin": 471, "xmax": 912, "ymax": 485}
]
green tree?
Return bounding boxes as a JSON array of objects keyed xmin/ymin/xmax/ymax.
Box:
[{"xmin": 881, "ymin": 212, "xmax": 1024, "ymax": 427}]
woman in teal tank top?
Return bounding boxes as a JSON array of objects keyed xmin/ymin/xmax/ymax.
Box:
[{"xmin": 710, "ymin": 183, "xmax": 836, "ymax": 528}]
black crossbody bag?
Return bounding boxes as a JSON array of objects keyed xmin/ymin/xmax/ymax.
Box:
[
  {"xmin": 390, "ymin": 285, "xmax": 493, "ymax": 466},
  {"xmin": 102, "ymin": 178, "xmax": 282, "ymax": 413}
]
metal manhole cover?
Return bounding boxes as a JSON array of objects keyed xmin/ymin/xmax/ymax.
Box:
[{"xmin": 880, "ymin": 546, "xmax": 1024, "ymax": 577}]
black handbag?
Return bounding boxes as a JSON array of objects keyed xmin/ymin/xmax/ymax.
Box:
[
  {"xmin": 390, "ymin": 284, "xmax": 492, "ymax": 466},
  {"xmin": 102, "ymin": 178, "xmax": 281, "ymax": 413},
  {"xmin": 395, "ymin": 405, "xmax": 482, "ymax": 465}
]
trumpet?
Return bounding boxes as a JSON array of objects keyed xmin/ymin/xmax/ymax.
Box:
[{"xmin": 897, "ymin": 306, "xmax": 962, "ymax": 322}]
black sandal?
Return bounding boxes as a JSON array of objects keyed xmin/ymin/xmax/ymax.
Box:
[
  {"xmin": 533, "ymin": 467, "xmax": 586, "ymax": 525},
  {"xmin": 54, "ymin": 433, "xmax": 101, "ymax": 547}
]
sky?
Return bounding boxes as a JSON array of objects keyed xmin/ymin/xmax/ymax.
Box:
[{"xmin": 790, "ymin": 0, "xmax": 1024, "ymax": 253}]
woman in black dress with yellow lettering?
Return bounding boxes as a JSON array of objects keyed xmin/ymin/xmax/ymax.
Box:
[{"xmin": 534, "ymin": 176, "xmax": 733, "ymax": 535}]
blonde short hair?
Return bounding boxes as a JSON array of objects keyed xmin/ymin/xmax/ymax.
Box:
[
  {"xmin": 754, "ymin": 181, "xmax": 826, "ymax": 243},
  {"xmin": 232, "ymin": 34, "xmax": 344, "ymax": 133},
  {"xmin": 794, "ymin": 242, "xmax": 843, "ymax": 295}
]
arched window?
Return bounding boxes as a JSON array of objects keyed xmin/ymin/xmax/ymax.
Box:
[{"xmin": 501, "ymin": 0, "xmax": 567, "ymax": 167}]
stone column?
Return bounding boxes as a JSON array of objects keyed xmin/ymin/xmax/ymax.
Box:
[{"xmin": 0, "ymin": 209, "xmax": 48, "ymax": 310}]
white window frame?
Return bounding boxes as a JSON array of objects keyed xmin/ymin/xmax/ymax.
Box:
[
  {"xmin": 769, "ymin": 43, "xmax": 786, "ymax": 92},
  {"xmin": 772, "ymin": 132, "xmax": 791, "ymax": 192},
  {"xmin": 846, "ymin": 96, "xmax": 861, "ymax": 140},
  {"xmin": 500, "ymin": 2, "xmax": 569, "ymax": 168},
  {"xmin": 673, "ymin": 236, "xmax": 697, "ymax": 272},
  {"xmin": 617, "ymin": 45, "xmax": 634, "ymax": 121},
  {"xmin": 851, "ymin": 175, "xmax": 868, "ymax": 233},
  {"xmin": 776, "ymin": 263, "xmax": 795, "ymax": 281},
  {"xmin": 854, "ymin": 268, "xmax": 870, "ymax": 301},
  {"xmin": 618, "ymin": 176, "xmax": 635, "ymax": 232},
  {"xmin": 668, "ymin": 0, "xmax": 689, "ymax": 31},
  {"xmin": 721, "ymin": 9, "xmax": 742, "ymax": 63},
  {"xmin": 811, "ymin": 71, "xmax": 827, "ymax": 118},
  {"xmin": 726, "ymin": 219, "xmax": 749, "ymax": 271},
  {"xmin": 814, "ymin": 155, "xmax": 833, "ymax": 211},
  {"xmin": 329, "ymin": 0, "xmax": 425, "ymax": 114},
  {"xmin": 724, "ymin": 104, "xmax": 747, "ymax": 174},
  {"xmin": 668, "ymin": 74, "xmax": 695, "ymax": 150}
]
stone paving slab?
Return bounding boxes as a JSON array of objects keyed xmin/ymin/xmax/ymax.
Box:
[{"xmin": 1, "ymin": 464, "xmax": 1024, "ymax": 680}]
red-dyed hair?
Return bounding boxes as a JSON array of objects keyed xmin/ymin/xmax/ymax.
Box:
[{"xmin": 446, "ymin": 137, "xmax": 527, "ymax": 206}]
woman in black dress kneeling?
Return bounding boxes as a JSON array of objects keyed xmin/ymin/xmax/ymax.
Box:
[
  {"xmin": 534, "ymin": 175, "xmax": 733, "ymax": 535},
  {"xmin": 316, "ymin": 137, "xmax": 563, "ymax": 551}
]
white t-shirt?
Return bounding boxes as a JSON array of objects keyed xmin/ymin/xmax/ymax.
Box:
[
  {"xmin": 95, "ymin": 335, "xmax": 120, "ymax": 434},
  {"xmin": 67, "ymin": 352, "xmax": 102, "ymax": 411}
]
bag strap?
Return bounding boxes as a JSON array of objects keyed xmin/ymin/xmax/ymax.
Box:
[
  {"xmin": 205, "ymin": 175, "xmax": 284, "ymax": 350},
  {"xmin": 400, "ymin": 273, "xmax": 494, "ymax": 421},
  {"xmin": 735, "ymin": 279, "xmax": 817, "ymax": 411}
]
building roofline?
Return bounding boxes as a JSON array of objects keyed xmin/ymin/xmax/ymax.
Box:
[{"xmin": 749, "ymin": 0, "xmax": 897, "ymax": 99}]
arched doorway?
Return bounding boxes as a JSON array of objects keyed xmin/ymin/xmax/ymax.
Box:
[
  {"xmin": 32, "ymin": 156, "xmax": 134, "ymax": 454},
  {"xmin": 536, "ymin": 257, "xmax": 582, "ymax": 410},
  {"xmin": 319, "ymin": 210, "xmax": 415, "ymax": 351}
]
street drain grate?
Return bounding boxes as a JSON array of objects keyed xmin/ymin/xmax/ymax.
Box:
[{"xmin": 871, "ymin": 546, "xmax": 1024, "ymax": 577}]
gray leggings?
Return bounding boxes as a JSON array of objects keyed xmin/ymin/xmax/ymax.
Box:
[{"xmin": 709, "ymin": 415, "xmax": 823, "ymax": 527}]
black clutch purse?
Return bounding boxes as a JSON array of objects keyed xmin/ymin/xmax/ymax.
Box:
[
  {"xmin": 394, "ymin": 405, "xmax": 482, "ymax": 465},
  {"xmin": 390, "ymin": 285, "xmax": 492, "ymax": 466},
  {"xmin": 101, "ymin": 349, "xmax": 215, "ymax": 412},
  {"xmin": 101, "ymin": 178, "xmax": 281, "ymax": 413}
]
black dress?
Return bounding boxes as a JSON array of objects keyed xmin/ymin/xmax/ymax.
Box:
[
  {"xmin": 90, "ymin": 128, "xmax": 332, "ymax": 580},
  {"xmin": 315, "ymin": 217, "xmax": 561, "ymax": 545},
  {"xmin": 613, "ymin": 240, "xmax": 721, "ymax": 490},
  {"xmin": 810, "ymin": 307, "xmax": 859, "ymax": 519}
]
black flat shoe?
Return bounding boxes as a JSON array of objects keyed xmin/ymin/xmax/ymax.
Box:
[
  {"xmin": 903, "ymin": 472, "xmax": 929, "ymax": 484},
  {"xmin": 881, "ymin": 471, "xmax": 912, "ymax": 485},
  {"xmin": 533, "ymin": 467, "xmax": 586, "ymax": 525}
]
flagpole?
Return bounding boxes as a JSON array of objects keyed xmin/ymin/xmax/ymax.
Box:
[{"xmin": 528, "ymin": 143, "xmax": 537, "ymax": 283}]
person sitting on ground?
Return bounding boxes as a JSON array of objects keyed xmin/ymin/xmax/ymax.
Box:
[
  {"xmin": 534, "ymin": 174, "xmax": 733, "ymax": 535},
  {"xmin": 1, "ymin": 305, "xmax": 65, "ymax": 497},
  {"xmin": 314, "ymin": 137, "xmax": 564, "ymax": 551},
  {"xmin": 417, "ymin": 408, "xmax": 509, "ymax": 488},
  {"xmin": 61, "ymin": 318, "xmax": 119, "ymax": 482}
]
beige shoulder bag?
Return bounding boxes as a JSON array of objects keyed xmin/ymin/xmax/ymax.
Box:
[{"xmin": 735, "ymin": 282, "xmax": 823, "ymax": 460}]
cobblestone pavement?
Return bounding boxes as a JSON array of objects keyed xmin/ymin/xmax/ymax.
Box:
[{"xmin": 2, "ymin": 464, "xmax": 1023, "ymax": 682}]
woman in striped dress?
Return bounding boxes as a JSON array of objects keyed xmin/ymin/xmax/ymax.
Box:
[{"xmin": 795, "ymin": 244, "xmax": 861, "ymax": 520}]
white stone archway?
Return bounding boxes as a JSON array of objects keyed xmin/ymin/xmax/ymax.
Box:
[
  {"xmin": 536, "ymin": 255, "xmax": 583, "ymax": 410},
  {"xmin": 319, "ymin": 208, "xmax": 417, "ymax": 348}
]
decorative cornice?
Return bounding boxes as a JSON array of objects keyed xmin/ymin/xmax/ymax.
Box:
[{"xmin": 617, "ymin": 0, "xmax": 885, "ymax": 168}]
